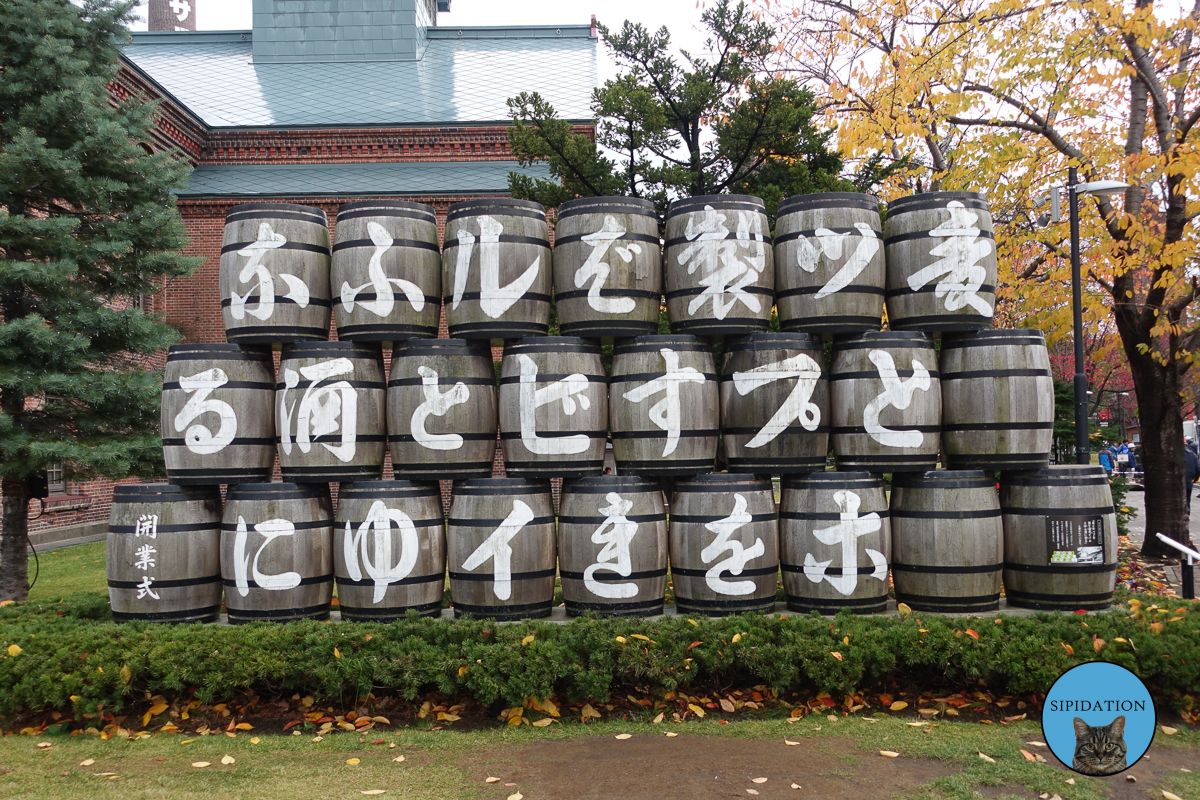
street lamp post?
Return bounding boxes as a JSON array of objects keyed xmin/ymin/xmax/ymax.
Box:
[{"xmin": 1117, "ymin": 391, "xmax": 1129, "ymax": 442}]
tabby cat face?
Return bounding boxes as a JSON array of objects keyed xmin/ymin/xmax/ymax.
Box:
[{"xmin": 1071, "ymin": 715, "xmax": 1128, "ymax": 775}]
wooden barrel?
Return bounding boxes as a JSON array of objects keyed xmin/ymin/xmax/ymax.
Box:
[
  {"xmin": 884, "ymin": 191, "xmax": 997, "ymax": 332},
  {"xmin": 219, "ymin": 203, "xmax": 332, "ymax": 344},
  {"xmin": 499, "ymin": 336, "xmax": 607, "ymax": 478},
  {"xmin": 387, "ymin": 338, "xmax": 498, "ymax": 481},
  {"xmin": 669, "ymin": 474, "xmax": 779, "ymax": 616},
  {"xmin": 609, "ymin": 335, "xmax": 718, "ymax": 476},
  {"xmin": 940, "ymin": 329, "xmax": 1054, "ymax": 471},
  {"xmin": 720, "ymin": 332, "xmax": 829, "ymax": 474},
  {"xmin": 558, "ymin": 475, "xmax": 668, "ymax": 617},
  {"xmin": 774, "ymin": 193, "xmax": 885, "ymax": 333},
  {"xmin": 162, "ymin": 344, "xmax": 275, "ymax": 485},
  {"xmin": 553, "ymin": 196, "xmax": 662, "ymax": 338},
  {"xmin": 447, "ymin": 478, "xmax": 556, "ymax": 620},
  {"xmin": 442, "ymin": 198, "xmax": 551, "ymax": 340},
  {"xmin": 220, "ymin": 482, "xmax": 333, "ymax": 623},
  {"xmin": 830, "ymin": 332, "xmax": 941, "ymax": 472},
  {"xmin": 107, "ymin": 483, "xmax": 223, "ymax": 624},
  {"xmin": 276, "ymin": 341, "xmax": 386, "ymax": 483},
  {"xmin": 331, "ymin": 200, "xmax": 441, "ymax": 342},
  {"xmin": 334, "ymin": 480, "xmax": 446, "ymax": 621},
  {"xmin": 663, "ymin": 195, "xmax": 773, "ymax": 337},
  {"xmin": 890, "ymin": 470, "xmax": 1003, "ymax": 612},
  {"xmin": 1001, "ymin": 466, "xmax": 1118, "ymax": 611},
  {"xmin": 779, "ymin": 472, "xmax": 890, "ymax": 614}
]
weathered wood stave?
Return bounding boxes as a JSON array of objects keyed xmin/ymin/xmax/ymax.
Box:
[
  {"xmin": 720, "ymin": 332, "xmax": 830, "ymax": 474},
  {"xmin": 940, "ymin": 329, "xmax": 1055, "ymax": 471},
  {"xmin": 219, "ymin": 203, "xmax": 332, "ymax": 344},
  {"xmin": 447, "ymin": 478, "xmax": 556, "ymax": 620},
  {"xmin": 830, "ymin": 331, "xmax": 942, "ymax": 472},
  {"xmin": 387, "ymin": 338, "xmax": 498, "ymax": 481},
  {"xmin": 334, "ymin": 480, "xmax": 446, "ymax": 621},
  {"xmin": 276, "ymin": 341, "xmax": 387, "ymax": 483},
  {"xmin": 162, "ymin": 343, "xmax": 276, "ymax": 485},
  {"xmin": 558, "ymin": 475, "xmax": 668, "ymax": 617},
  {"xmin": 664, "ymin": 195, "xmax": 774, "ymax": 337},
  {"xmin": 220, "ymin": 482, "xmax": 334, "ymax": 623},
  {"xmin": 442, "ymin": 198, "xmax": 551, "ymax": 340},
  {"xmin": 890, "ymin": 470, "xmax": 1004, "ymax": 613},
  {"xmin": 332, "ymin": 200, "xmax": 441, "ymax": 342},
  {"xmin": 669, "ymin": 474, "xmax": 779, "ymax": 616},
  {"xmin": 553, "ymin": 196, "xmax": 662, "ymax": 338},
  {"xmin": 499, "ymin": 337, "xmax": 608, "ymax": 478},
  {"xmin": 884, "ymin": 191, "xmax": 997, "ymax": 332},
  {"xmin": 107, "ymin": 483, "xmax": 223, "ymax": 624},
  {"xmin": 609, "ymin": 335, "xmax": 719, "ymax": 477},
  {"xmin": 779, "ymin": 471, "xmax": 890, "ymax": 614},
  {"xmin": 774, "ymin": 193, "xmax": 885, "ymax": 333},
  {"xmin": 1001, "ymin": 466, "xmax": 1118, "ymax": 611}
]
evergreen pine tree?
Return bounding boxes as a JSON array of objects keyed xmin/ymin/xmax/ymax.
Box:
[{"xmin": 0, "ymin": 0, "xmax": 199, "ymax": 600}]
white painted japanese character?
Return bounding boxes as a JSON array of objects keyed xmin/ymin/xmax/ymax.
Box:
[
  {"xmin": 410, "ymin": 366, "xmax": 469, "ymax": 451},
  {"xmin": 575, "ymin": 215, "xmax": 638, "ymax": 315},
  {"xmin": 732, "ymin": 353, "xmax": 823, "ymax": 448},
  {"xmin": 229, "ymin": 222, "xmax": 311, "ymax": 321},
  {"xmin": 861, "ymin": 349, "xmax": 931, "ymax": 448},
  {"xmin": 451, "ymin": 215, "xmax": 539, "ymax": 318},
  {"xmin": 582, "ymin": 493, "xmax": 639, "ymax": 599},
  {"xmin": 794, "ymin": 223, "xmax": 880, "ymax": 299},
  {"xmin": 279, "ymin": 358, "xmax": 359, "ymax": 463},
  {"xmin": 231, "ymin": 516, "xmax": 302, "ymax": 597},
  {"xmin": 676, "ymin": 206, "xmax": 767, "ymax": 320},
  {"xmin": 803, "ymin": 490, "xmax": 888, "ymax": 596},
  {"xmin": 169, "ymin": 0, "xmax": 191, "ymax": 22},
  {"xmin": 908, "ymin": 201, "xmax": 993, "ymax": 316},
  {"xmin": 343, "ymin": 501, "xmax": 418, "ymax": 604},
  {"xmin": 173, "ymin": 367, "xmax": 237, "ymax": 455},
  {"xmin": 517, "ymin": 354, "xmax": 591, "ymax": 455},
  {"xmin": 701, "ymin": 494, "xmax": 765, "ymax": 596},
  {"xmin": 460, "ymin": 499, "xmax": 535, "ymax": 601},
  {"xmin": 134, "ymin": 514, "xmax": 159, "ymax": 539},
  {"xmin": 134, "ymin": 544, "xmax": 157, "ymax": 571},
  {"xmin": 340, "ymin": 221, "xmax": 426, "ymax": 317},
  {"xmin": 621, "ymin": 348, "xmax": 706, "ymax": 457},
  {"xmin": 135, "ymin": 575, "xmax": 160, "ymax": 600}
]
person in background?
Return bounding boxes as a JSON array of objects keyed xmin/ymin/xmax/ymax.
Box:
[
  {"xmin": 1187, "ymin": 442, "xmax": 1200, "ymax": 517},
  {"xmin": 1125, "ymin": 440, "xmax": 1139, "ymax": 473},
  {"xmin": 1188, "ymin": 437, "xmax": 1199, "ymax": 457},
  {"xmin": 1114, "ymin": 441, "xmax": 1131, "ymax": 473},
  {"xmin": 1098, "ymin": 443, "xmax": 1114, "ymax": 475}
]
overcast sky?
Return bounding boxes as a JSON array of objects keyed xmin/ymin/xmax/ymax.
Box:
[{"xmin": 127, "ymin": 0, "xmax": 714, "ymax": 81}]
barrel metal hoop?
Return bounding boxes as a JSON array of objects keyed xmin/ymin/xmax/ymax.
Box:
[
  {"xmin": 553, "ymin": 231, "xmax": 660, "ymax": 247},
  {"xmin": 109, "ymin": 521, "xmax": 221, "ymax": 534},
  {"xmin": 552, "ymin": 288, "xmax": 662, "ymax": 302},
  {"xmin": 1002, "ymin": 506, "xmax": 1115, "ymax": 516},
  {"xmin": 452, "ymin": 600, "xmax": 553, "ymax": 619},
  {"xmin": 664, "ymin": 286, "xmax": 773, "ymax": 300},
  {"xmin": 776, "ymin": 285, "xmax": 885, "ymax": 299},
  {"xmin": 448, "ymin": 517, "xmax": 555, "ymax": 528},
  {"xmin": 890, "ymin": 508, "xmax": 1001, "ymax": 519},
  {"xmin": 222, "ymin": 296, "xmax": 333, "ymax": 309},
  {"xmin": 884, "ymin": 227, "xmax": 994, "ymax": 246},
  {"xmin": 558, "ymin": 567, "xmax": 668, "ymax": 581},
  {"xmin": 335, "ymin": 571, "xmax": 445, "ymax": 587},
  {"xmin": 829, "ymin": 370, "xmax": 941, "ymax": 381},
  {"xmin": 892, "ymin": 593, "xmax": 1001, "ymax": 612},
  {"xmin": 670, "ymin": 513, "xmax": 776, "ymax": 524},
  {"xmin": 332, "ymin": 238, "xmax": 439, "ymax": 253},
  {"xmin": 564, "ymin": 598, "xmax": 664, "ymax": 614},
  {"xmin": 941, "ymin": 421, "xmax": 1054, "ymax": 431},
  {"xmin": 108, "ymin": 575, "xmax": 221, "ymax": 589},
  {"xmin": 111, "ymin": 605, "xmax": 221, "ymax": 623},
  {"xmin": 226, "ymin": 603, "xmax": 331, "ymax": 621},
  {"xmin": 221, "ymin": 240, "xmax": 330, "ymax": 256},
  {"xmin": 940, "ymin": 369, "xmax": 1051, "ymax": 380},
  {"xmin": 891, "ymin": 562, "xmax": 1002, "ymax": 574},
  {"xmin": 673, "ymin": 596, "xmax": 775, "ymax": 610},
  {"xmin": 498, "ymin": 373, "xmax": 606, "ymax": 385},
  {"xmin": 222, "ymin": 573, "xmax": 333, "ymax": 588},
  {"xmin": 220, "ymin": 519, "xmax": 331, "ymax": 531},
  {"xmin": 1003, "ymin": 562, "xmax": 1116, "ymax": 574},
  {"xmin": 388, "ymin": 377, "xmax": 494, "ymax": 387},
  {"xmin": 779, "ymin": 564, "xmax": 881, "ymax": 576},
  {"xmin": 670, "ymin": 564, "xmax": 778, "ymax": 578},
  {"xmin": 664, "ymin": 233, "xmax": 772, "ymax": 248},
  {"xmin": 780, "ymin": 510, "xmax": 890, "ymax": 520},
  {"xmin": 774, "ymin": 228, "xmax": 883, "ymax": 244},
  {"xmin": 831, "ymin": 424, "xmax": 941, "ymax": 434},
  {"xmin": 612, "ymin": 372, "xmax": 718, "ymax": 384},
  {"xmin": 784, "ymin": 594, "xmax": 888, "ymax": 609},
  {"xmin": 338, "ymin": 600, "xmax": 443, "ymax": 618},
  {"xmin": 443, "ymin": 234, "xmax": 549, "ymax": 249}
]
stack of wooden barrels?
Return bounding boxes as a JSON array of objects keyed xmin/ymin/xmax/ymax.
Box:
[{"xmin": 107, "ymin": 190, "xmax": 1115, "ymax": 626}]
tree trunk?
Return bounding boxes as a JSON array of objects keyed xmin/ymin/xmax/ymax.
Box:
[{"xmin": 0, "ymin": 477, "xmax": 30, "ymax": 602}]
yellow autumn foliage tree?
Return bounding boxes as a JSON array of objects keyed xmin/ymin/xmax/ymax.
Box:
[{"xmin": 760, "ymin": 0, "xmax": 1200, "ymax": 553}]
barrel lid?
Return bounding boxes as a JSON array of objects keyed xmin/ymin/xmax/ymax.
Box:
[
  {"xmin": 562, "ymin": 475, "xmax": 661, "ymax": 493},
  {"xmin": 113, "ymin": 483, "xmax": 219, "ymax": 500},
  {"xmin": 226, "ymin": 202, "xmax": 328, "ymax": 221},
  {"xmin": 446, "ymin": 197, "xmax": 546, "ymax": 222},
  {"xmin": 337, "ymin": 199, "xmax": 436, "ymax": 216},
  {"xmin": 887, "ymin": 191, "xmax": 987, "ymax": 212},
  {"xmin": 393, "ymin": 338, "xmax": 491, "ymax": 357},
  {"xmin": 558, "ymin": 196, "xmax": 656, "ymax": 219},
  {"xmin": 167, "ymin": 343, "xmax": 272, "ymax": 360},
  {"xmin": 674, "ymin": 473, "xmax": 770, "ymax": 491},
  {"xmin": 725, "ymin": 332, "xmax": 822, "ymax": 353},
  {"xmin": 942, "ymin": 328, "xmax": 1045, "ymax": 346},
  {"xmin": 454, "ymin": 477, "xmax": 550, "ymax": 495},
  {"xmin": 227, "ymin": 482, "xmax": 331, "ymax": 499},
  {"xmin": 892, "ymin": 469, "xmax": 992, "ymax": 487},
  {"xmin": 339, "ymin": 479, "xmax": 440, "ymax": 493},
  {"xmin": 280, "ymin": 341, "xmax": 383, "ymax": 360},
  {"xmin": 667, "ymin": 194, "xmax": 765, "ymax": 218},
  {"xmin": 1002, "ymin": 465, "xmax": 1110, "ymax": 486},
  {"xmin": 782, "ymin": 471, "xmax": 880, "ymax": 488},
  {"xmin": 832, "ymin": 331, "xmax": 932, "ymax": 350},
  {"xmin": 613, "ymin": 334, "xmax": 707, "ymax": 355},
  {"xmin": 504, "ymin": 336, "xmax": 602, "ymax": 355},
  {"xmin": 777, "ymin": 192, "xmax": 880, "ymax": 215}
]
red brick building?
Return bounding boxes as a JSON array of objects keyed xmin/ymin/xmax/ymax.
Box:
[{"xmin": 23, "ymin": 1, "xmax": 597, "ymax": 546}]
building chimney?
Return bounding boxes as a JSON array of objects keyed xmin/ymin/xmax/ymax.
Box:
[
  {"xmin": 252, "ymin": 0, "xmax": 438, "ymax": 64},
  {"xmin": 148, "ymin": 0, "xmax": 197, "ymax": 31}
]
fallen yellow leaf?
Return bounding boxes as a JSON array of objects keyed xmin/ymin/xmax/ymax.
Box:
[
  {"xmin": 191, "ymin": 762, "xmax": 210, "ymax": 768},
  {"xmin": 889, "ymin": 701, "xmax": 908, "ymax": 711},
  {"xmin": 532, "ymin": 718, "xmax": 554, "ymax": 727},
  {"xmin": 180, "ymin": 739, "xmax": 195, "ymax": 745},
  {"xmin": 119, "ymin": 664, "xmax": 132, "ymax": 685},
  {"xmin": 581, "ymin": 704, "xmax": 601, "ymax": 719},
  {"xmin": 148, "ymin": 703, "xmax": 168, "ymax": 716},
  {"xmin": 250, "ymin": 737, "xmax": 260, "ymax": 744},
  {"xmin": 880, "ymin": 751, "xmax": 899, "ymax": 758},
  {"xmin": 665, "ymin": 732, "xmax": 679, "ymax": 737},
  {"xmin": 458, "ymin": 665, "xmax": 469, "ymax": 676},
  {"xmin": 614, "ymin": 733, "xmax": 632, "ymax": 740},
  {"xmin": 301, "ymin": 696, "xmax": 315, "ymax": 707},
  {"xmin": 485, "ymin": 777, "xmax": 500, "ymax": 783},
  {"xmin": 688, "ymin": 703, "xmax": 706, "ymax": 718},
  {"xmin": 346, "ymin": 758, "xmax": 361, "ymax": 765},
  {"xmin": 1161, "ymin": 725, "xmax": 1178, "ymax": 735},
  {"xmin": 752, "ymin": 777, "xmax": 768, "ymax": 784},
  {"xmin": 507, "ymin": 793, "xmax": 523, "ymax": 800},
  {"xmin": 732, "ymin": 633, "xmax": 743, "ymax": 643},
  {"xmin": 392, "ymin": 755, "xmax": 406, "ymax": 763},
  {"xmin": 785, "ymin": 740, "xmax": 799, "ymax": 746},
  {"xmin": 747, "ymin": 791, "xmax": 760, "ymax": 796},
  {"xmin": 830, "ymin": 651, "xmax": 843, "ymax": 661},
  {"xmin": 631, "ymin": 634, "xmax": 652, "ymax": 642},
  {"xmin": 1019, "ymin": 749, "xmax": 1036, "ymax": 762},
  {"xmin": 1163, "ymin": 792, "xmax": 1184, "ymax": 800},
  {"xmin": 235, "ymin": 722, "xmax": 253, "ymax": 730},
  {"xmin": 361, "ymin": 792, "xmax": 387, "ymax": 796},
  {"xmin": 334, "ymin": 648, "xmax": 342, "ymax": 659},
  {"xmin": 372, "ymin": 716, "xmax": 391, "ymax": 724},
  {"xmin": 7, "ymin": 644, "xmax": 22, "ymax": 657},
  {"xmin": 897, "ymin": 602, "xmax": 912, "ymax": 616},
  {"xmin": 521, "ymin": 634, "xmax": 535, "ymax": 646},
  {"xmin": 436, "ymin": 712, "xmax": 461, "ymax": 722},
  {"xmin": 978, "ymin": 753, "xmax": 996, "ymax": 763},
  {"xmin": 687, "ymin": 619, "xmax": 699, "ymax": 627},
  {"xmin": 615, "ymin": 636, "xmax": 627, "ymax": 643},
  {"xmin": 80, "ymin": 758, "xmax": 95, "ymax": 766},
  {"xmin": 791, "ymin": 784, "xmax": 802, "ymax": 790},
  {"xmin": 221, "ymin": 755, "xmax": 235, "ymax": 765},
  {"xmin": 651, "ymin": 712, "xmax": 664, "ymax": 724}
]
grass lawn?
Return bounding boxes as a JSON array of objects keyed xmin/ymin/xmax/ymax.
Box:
[
  {"xmin": 0, "ymin": 715, "xmax": 1197, "ymax": 800},
  {"xmin": 27, "ymin": 540, "xmax": 107, "ymax": 602}
]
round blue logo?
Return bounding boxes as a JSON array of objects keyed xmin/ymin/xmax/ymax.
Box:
[{"xmin": 1042, "ymin": 662, "xmax": 1155, "ymax": 776}]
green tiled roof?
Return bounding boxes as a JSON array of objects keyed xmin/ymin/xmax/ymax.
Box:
[
  {"xmin": 123, "ymin": 27, "xmax": 597, "ymax": 128},
  {"xmin": 177, "ymin": 160, "xmax": 551, "ymax": 198}
]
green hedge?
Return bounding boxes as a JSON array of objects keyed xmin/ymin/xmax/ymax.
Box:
[{"xmin": 0, "ymin": 594, "xmax": 1197, "ymax": 716}]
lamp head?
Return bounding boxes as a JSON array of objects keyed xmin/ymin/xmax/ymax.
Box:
[{"xmin": 1075, "ymin": 180, "xmax": 1130, "ymax": 197}]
